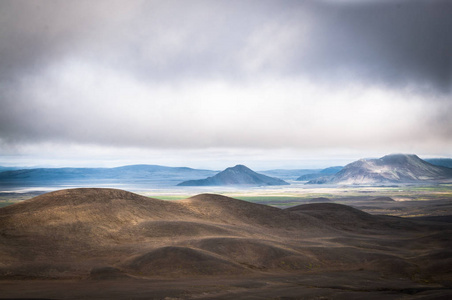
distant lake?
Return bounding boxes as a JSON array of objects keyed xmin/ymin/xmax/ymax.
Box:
[{"xmin": 0, "ymin": 179, "xmax": 312, "ymax": 195}]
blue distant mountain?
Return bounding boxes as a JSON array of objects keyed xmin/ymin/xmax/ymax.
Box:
[
  {"xmin": 425, "ymin": 158, "xmax": 452, "ymax": 169},
  {"xmin": 296, "ymin": 166, "xmax": 343, "ymax": 181},
  {"xmin": 259, "ymin": 169, "xmax": 321, "ymax": 180},
  {"xmin": 177, "ymin": 165, "xmax": 289, "ymax": 186},
  {"xmin": 0, "ymin": 166, "xmax": 23, "ymax": 172},
  {"xmin": 0, "ymin": 165, "xmax": 217, "ymax": 188}
]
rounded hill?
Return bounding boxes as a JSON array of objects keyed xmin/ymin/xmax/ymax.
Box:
[
  {"xmin": 286, "ymin": 203, "xmax": 391, "ymax": 232},
  {"xmin": 182, "ymin": 193, "xmax": 328, "ymax": 232},
  {"xmin": 0, "ymin": 188, "xmax": 189, "ymax": 231},
  {"xmin": 0, "ymin": 188, "xmax": 444, "ymax": 283}
]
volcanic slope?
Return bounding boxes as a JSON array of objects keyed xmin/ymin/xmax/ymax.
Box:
[
  {"xmin": 309, "ymin": 153, "xmax": 452, "ymax": 185},
  {"xmin": 0, "ymin": 188, "xmax": 451, "ymax": 299},
  {"xmin": 287, "ymin": 203, "xmax": 416, "ymax": 233},
  {"xmin": 177, "ymin": 164, "xmax": 289, "ymax": 186},
  {"xmin": 0, "ymin": 188, "xmax": 330, "ymax": 278}
]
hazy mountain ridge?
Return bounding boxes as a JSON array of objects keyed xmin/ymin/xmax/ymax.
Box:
[
  {"xmin": 0, "ymin": 166, "xmax": 23, "ymax": 172},
  {"xmin": 425, "ymin": 158, "xmax": 452, "ymax": 169},
  {"xmin": 0, "ymin": 164, "xmax": 216, "ymax": 179},
  {"xmin": 1, "ymin": 155, "xmax": 452, "ymax": 189},
  {"xmin": 177, "ymin": 165, "xmax": 289, "ymax": 186},
  {"xmin": 296, "ymin": 166, "xmax": 343, "ymax": 181},
  {"xmin": 259, "ymin": 169, "xmax": 321, "ymax": 180},
  {"xmin": 0, "ymin": 165, "xmax": 217, "ymax": 188},
  {"xmin": 309, "ymin": 154, "xmax": 452, "ymax": 185}
]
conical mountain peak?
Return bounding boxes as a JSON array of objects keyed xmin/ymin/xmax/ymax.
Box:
[{"xmin": 178, "ymin": 165, "xmax": 288, "ymax": 186}]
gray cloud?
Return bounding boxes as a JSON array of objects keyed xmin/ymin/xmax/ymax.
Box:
[
  {"xmin": 0, "ymin": 0, "xmax": 451, "ymax": 164},
  {"xmin": 313, "ymin": 0, "xmax": 452, "ymax": 93},
  {"xmin": 2, "ymin": 0, "xmax": 450, "ymax": 88},
  {"xmin": 111, "ymin": 0, "xmax": 452, "ymax": 92}
]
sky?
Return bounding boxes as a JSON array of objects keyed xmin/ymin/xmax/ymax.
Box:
[{"xmin": 0, "ymin": 0, "xmax": 451, "ymax": 170}]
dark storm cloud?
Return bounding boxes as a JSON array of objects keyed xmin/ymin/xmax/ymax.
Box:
[
  {"xmin": 115, "ymin": 0, "xmax": 452, "ymax": 93},
  {"xmin": 1, "ymin": 0, "xmax": 450, "ymax": 89},
  {"xmin": 308, "ymin": 0, "xmax": 452, "ymax": 93}
]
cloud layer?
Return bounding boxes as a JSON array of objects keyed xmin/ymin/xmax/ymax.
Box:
[{"xmin": 0, "ymin": 0, "xmax": 451, "ymax": 167}]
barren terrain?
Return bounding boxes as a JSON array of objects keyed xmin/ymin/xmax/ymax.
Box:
[{"xmin": 0, "ymin": 188, "xmax": 451, "ymax": 299}]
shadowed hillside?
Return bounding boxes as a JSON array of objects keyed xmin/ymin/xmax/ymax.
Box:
[
  {"xmin": 0, "ymin": 188, "xmax": 451, "ymax": 299},
  {"xmin": 287, "ymin": 203, "xmax": 418, "ymax": 233},
  {"xmin": 0, "ymin": 188, "xmax": 329, "ymax": 278}
]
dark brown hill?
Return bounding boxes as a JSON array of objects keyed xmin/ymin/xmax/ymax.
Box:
[
  {"xmin": 0, "ymin": 187, "xmax": 450, "ymax": 292},
  {"xmin": 0, "ymin": 188, "xmax": 330, "ymax": 279},
  {"xmin": 0, "ymin": 189, "xmax": 327, "ymax": 242},
  {"xmin": 0, "ymin": 188, "xmax": 191, "ymax": 242},
  {"xmin": 286, "ymin": 203, "xmax": 418, "ymax": 232},
  {"xmin": 182, "ymin": 193, "xmax": 328, "ymax": 232},
  {"xmin": 306, "ymin": 197, "xmax": 331, "ymax": 203},
  {"xmin": 124, "ymin": 246, "xmax": 248, "ymax": 276}
]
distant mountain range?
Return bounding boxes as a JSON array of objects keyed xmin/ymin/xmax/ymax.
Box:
[
  {"xmin": 177, "ymin": 165, "xmax": 289, "ymax": 186},
  {"xmin": 425, "ymin": 158, "xmax": 452, "ymax": 169},
  {"xmin": 1, "ymin": 154, "xmax": 451, "ymax": 189},
  {"xmin": 0, "ymin": 165, "xmax": 217, "ymax": 188},
  {"xmin": 0, "ymin": 166, "xmax": 22, "ymax": 172},
  {"xmin": 309, "ymin": 154, "xmax": 452, "ymax": 185},
  {"xmin": 296, "ymin": 166, "xmax": 343, "ymax": 181},
  {"xmin": 259, "ymin": 169, "xmax": 321, "ymax": 180}
]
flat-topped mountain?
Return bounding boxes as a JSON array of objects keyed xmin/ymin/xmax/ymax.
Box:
[
  {"xmin": 177, "ymin": 164, "xmax": 289, "ymax": 186},
  {"xmin": 309, "ymin": 154, "xmax": 452, "ymax": 185},
  {"xmin": 0, "ymin": 164, "xmax": 213, "ymax": 180},
  {"xmin": 0, "ymin": 164, "xmax": 217, "ymax": 188}
]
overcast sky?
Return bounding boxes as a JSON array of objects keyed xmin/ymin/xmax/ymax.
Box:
[{"xmin": 0, "ymin": 0, "xmax": 451, "ymax": 169}]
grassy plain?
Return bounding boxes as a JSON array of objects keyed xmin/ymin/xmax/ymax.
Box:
[
  {"xmin": 210, "ymin": 183, "xmax": 452, "ymax": 217},
  {"xmin": 0, "ymin": 191, "xmax": 44, "ymax": 208}
]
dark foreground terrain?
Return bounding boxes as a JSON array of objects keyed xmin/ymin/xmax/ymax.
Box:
[{"xmin": 0, "ymin": 188, "xmax": 451, "ymax": 299}]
